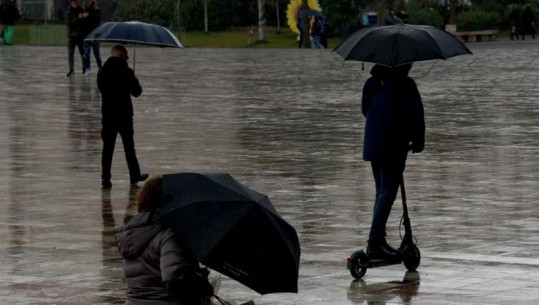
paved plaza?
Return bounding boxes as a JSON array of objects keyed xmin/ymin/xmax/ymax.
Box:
[{"xmin": 0, "ymin": 37, "xmax": 538, "ymax": 304}]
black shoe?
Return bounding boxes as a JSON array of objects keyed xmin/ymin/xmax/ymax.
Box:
[
  {"xmin": 130, "ymin": 173, "xmax": 149, "ymax": 185},
  {"xmin": 101, "ymin": 180, "xmax": 112, "ymax": 189},
  {"xmin": 367, "ymin": 242, "xmax": 401, "ymax": 261}
]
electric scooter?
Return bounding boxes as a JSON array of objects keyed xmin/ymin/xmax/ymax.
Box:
[{"xmin": 347, "ymin": 176, "xmax": 421, "ymax": 279}]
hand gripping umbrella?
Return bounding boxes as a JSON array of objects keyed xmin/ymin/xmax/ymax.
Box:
[
  {"xmin": 84, "ymin": 20, "xmax": 183, "ymax": 70},
  {"xmin": 333, "ymin": 23, "xmax": 472, "ymax": 67},
  {"xmin": 160, "ymin": 172, "xmax": 301, "ymax": 295}
]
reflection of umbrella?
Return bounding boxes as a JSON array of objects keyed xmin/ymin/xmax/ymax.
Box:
[
  {"xmin": 85, "ymin": 21, "xmax": 182, "ymax": 70},
  {"xmin": 298, "ymin": 9, "xmax": 323, "ymax": 18},
  {"xmin": 333, "ymin": 24, "xmax": 472, "ymax": 67},
  {"xmin": 160, "ymin": 172, "xmax": 301, "ymax": 295}
]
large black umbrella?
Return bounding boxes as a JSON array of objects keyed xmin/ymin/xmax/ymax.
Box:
[
  {"xmin": 85, "ymin": 21, "xmax": 182, "ymax": 70},
  {"xmin": 160, "ymin": 172, "xmax": 301, "ymax": 295},
  {"xmin": 333, "ymin": 23, "xmax": 472, "ymax": 67}
]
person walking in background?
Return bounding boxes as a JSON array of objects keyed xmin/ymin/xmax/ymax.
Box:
[
  {"xmin": 310, "ymin": 16, "xmax": 325, "ymax": 49},
  {"xmin": 361, "ymin": 64, "xmax": 425, "ymax": 261},
  {"xmin": 0, "ymin": 0, "xmax": 21, "ymax": 45},
  {"xmin": 383, "ymin": 6, "xmax": 403, "ymax": 26},
  {"xmin": 509, "ymin": 7, "xmax": 522, "ymax": 40},
  {"xmin": 80, "ymin": 0, "xmax": 102, "ymax": 75},
  {"xmin": 521, "ymin": 6, "xmax": 536, "ymax": 40},
  {"xmin": 66, "ymin": 0, "xmax": 84, "ymax": 77},
  {"xmin": 114, "ymin": 176, "xmax": 215, "ymax": 304},
  {"xmin": 98, "ymin": 45, "xmax": 148, "ymax": 189}
]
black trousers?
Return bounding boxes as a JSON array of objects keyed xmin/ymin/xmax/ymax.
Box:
[{"xmin": 101, "ymin": 118, "xmax": 141, "ymax": 182}]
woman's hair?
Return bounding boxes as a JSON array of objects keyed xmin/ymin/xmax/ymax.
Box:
[{"xmin": 136, "ymin": 176, "xmax": 163, "ymax": 212}]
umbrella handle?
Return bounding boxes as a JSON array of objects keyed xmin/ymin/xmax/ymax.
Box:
[{"xmin": 213, "ymin": 295, "xmax": 232, "ymax": 305}]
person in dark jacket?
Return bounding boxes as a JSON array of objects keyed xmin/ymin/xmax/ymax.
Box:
[
  {"xmin": 0, "ymin": 0, "xmax": 21, "ymax": 45},
  {"xmin": 80, "ymin": 0, "xmax": 102, "ymax": 74},
  {"xmin": 361, "ymin": 64, "xmax": 425, "ymax": 260},
  {"xmin": 521, "ymin": 6, "xmax": 536, "ymax": 40},
  {"xmin": 98, "ymin": 45, "xmax": 148, "ymax": 189},
  {"xmin": 66, "ymin": 0, "xmax": 84, "ymax": 76},
  {"xmin": 114, "ymin": 176, "xmax": 214, "ymax": 305}
]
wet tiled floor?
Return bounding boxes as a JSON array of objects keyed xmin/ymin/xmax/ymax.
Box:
[{"xmin": 0, "ymin": 37, "xmax": 538, "ymax": 304}]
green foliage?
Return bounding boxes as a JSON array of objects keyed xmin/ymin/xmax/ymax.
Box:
[
  {"xmin": 457, "ymin": 10, "xmax": 501, "ymax": 31},
  {"xmin": 407, "ymin": 6, "xmax": 444, "ymax": 27},
  {"xmin": 113, "ymin": 0, "xmax": 177, "ymax": 26}
]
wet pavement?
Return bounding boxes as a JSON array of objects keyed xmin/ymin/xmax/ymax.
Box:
[{"xmin": 0, "ymin": 37, "xmax": 538, "ymax": 304}]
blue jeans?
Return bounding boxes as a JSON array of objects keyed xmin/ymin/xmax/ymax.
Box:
[
  {"xmin": 83, "ymin": 41, "xmax": 102, "ymax": 71},
  {"xmin": 368, "ymin": 159, "xmax": 406, "ymax": 243}
]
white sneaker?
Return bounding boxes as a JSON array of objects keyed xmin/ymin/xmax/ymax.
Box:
[{"xmin": 82, "ymin": 69, "xmax": 91, "ymax": 76}]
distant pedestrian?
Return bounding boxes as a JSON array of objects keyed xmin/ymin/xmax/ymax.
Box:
[
  {"xmin": 296, "ymin": 18, "xmax": 303, "ymax": 48},
  {"xmin": 98, "ymin": 45, "xmax": 148, "ymax": 189},
  {"xmin": 383, "ymin": 6, "xmax": 403, "ymax": 26},
  {"xmin": 361, "ymin": 64, "xmax": 425, "ymax": 261},
  {"xmin": 397, "ymin": 9, "xmax": 409, "ymax": 24},
  {"xmin": 114, "ymin": 176, "xmax": 215, "ymax": 305},
  {"xmin": 521, "ymin": 7, "xmax": 536, "ymax": 40},
  {"xmin": 66, "ymin": 0, "xmax": 84, "ymax": 77},
  {"xmin": 0, "ymin": 0, "xmax": 21, "ymax": 45},
  {"xmin": 509, "ymin": 8, "xmax": 522, "ymax": 41},
  {"xmin": 310, "ymin": 16, "xmax": 325, "ymax": 49},
  {"xmin": 81, "ymin": 0, "xmax": 102, "ymax": 75}
]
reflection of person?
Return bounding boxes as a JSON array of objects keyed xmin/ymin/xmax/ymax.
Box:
[
  {"xmin": 97, "ymin": 45, "xmax": 148, "ymax": 189},
  {"xmin": 66, "ymin": 0, "xmax": 84, "ymax": 76},
  {"xmin": 382, "ymin": 7, "xmax": 403, "ymax": 25},
  {"xmin": 81, "ymin": 0, "xmax": 102, "ymax": 75},
  {"xmin": 0, "ymin": 0, "xmax": 21, "ymax": 45},
  {"xmin": 521, "ymin": 7, "xmax": 536, "ymax": 40},
  {"xmin": 114, "ymin": 176, "xmax": 215, "ymax": 305},
  {"xmin": 361, "ymin": 64, "xmax": 425, "ymax": 260}
]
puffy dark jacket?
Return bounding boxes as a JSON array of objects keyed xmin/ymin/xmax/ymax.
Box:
[
  {"xmin": 0, "ymin": 0, "xmax": 21, "ymax": 26},
  {"xmin": 361, "ymin": 64, "xmax": 425, "ymax": 162},
  {"xmin": 114, "ymin": 212, "xmax": 213, "ymax": 305},
  {"xmin": 67, "ymin": 6, "xmax": 84, "ymax": 39},
  {"xmin": 81, "ymin": 2, "xmax": 101, "ymax": 37},
  {"xmin": 97, "ymin": 57, "xmax": 142, "ymax": 122}
]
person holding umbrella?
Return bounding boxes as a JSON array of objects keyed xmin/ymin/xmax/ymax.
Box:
[
  {"xmin": 114, "ymin": 176, "xmax": 215, "ymax": 304},
  {"xmin": 98, "ymin": 45, "xmax": 148, "ymax": 188},
  {"xmin": 361, "ymin": 64, "xmax": 425, "ymax": 260}
]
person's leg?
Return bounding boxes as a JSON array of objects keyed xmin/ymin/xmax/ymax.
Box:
[
  {"xmin": 82, "ymin": 41, "xmax": 91, "ymax": 73},
  {"xmin": 4, "ymin": 25, "xmax": 13, "ymax": 45},
  {"xmin": 368, "ymin": 160, "xmax": 405, "ymax": 243},
  {"xmin": 118, "ymin": 120, "xmax": 143, "ymax": 183},
  {"xmin": 76, "ymin": 39, "xmax": 85, "ymax": 73},
  {"xmin": 101, "ymin": 123, "xmax": 118, "ymax": 186},
  {"xmin": 92, "ymin": 42, "xmax": 102, "ymax": 68},
  {"xmin": 67, "ymin": 39, "xmax": 76, "ymax": 74}
]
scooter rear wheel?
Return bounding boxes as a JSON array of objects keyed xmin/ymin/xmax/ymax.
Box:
[
  {"xmin": 349, "ymin": 251, "xmax": 368, "ymax": 279},
  {"xmin": 402, "ymin": 245, "xmax": 421, "ymax": 271}
]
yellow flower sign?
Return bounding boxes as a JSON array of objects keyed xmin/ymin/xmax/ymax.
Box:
[{"xmin": 286, "ymin": 0, "xmax": 322, "ymax": 35}]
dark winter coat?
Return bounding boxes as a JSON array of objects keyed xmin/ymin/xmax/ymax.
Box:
[
  {"xmin": 97, "ymin": 57, "xmax": 142, "ymax": 122},
  {"xmin": 0, "ymin": 0, "xmax": 21, "ymax": 26},
  {"xmin": 114, "ymin": 212, "xmax": 213, "ymax": 305},
  {"xmin": 81, "ymin": 2, "xmax": 101, "ymax": 37},
  {"xmin": 67, "ymin": 6, "xmax": 84, "ymax": 39},
  {"xmin": 361, "ymin": 64, "xmax": 425, "ymax": 162}
]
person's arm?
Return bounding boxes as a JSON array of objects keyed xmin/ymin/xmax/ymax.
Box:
[
  {"xmin": 160, "ymin": 229, "xmax": 213, "ymax": 302},
  {"xmin": 404, "ymin": 79, "xmax": 425, "ymax": 153},
  {"xmin": 128, "ymin": 69, "xmax": 143, "ymax": 97}
]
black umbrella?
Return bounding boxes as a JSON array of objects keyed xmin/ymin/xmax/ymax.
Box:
[
  {"xmin": 85, "ymin": 21, "xmax": 182, "ymax": 70},
  {"xmin": 160, "ymin": 172, "xmax": 301, "ymax": 295},
  {"xmin": 333, "ymin": 23, "xmax": 472, "ymax": 67}
]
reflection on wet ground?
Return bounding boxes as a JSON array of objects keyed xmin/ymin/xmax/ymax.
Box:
[{"xmin": 0, "ymin": 37, "xmax": 538, "ymax": 304}]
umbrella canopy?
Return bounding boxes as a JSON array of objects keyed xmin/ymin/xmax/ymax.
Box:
[
  {"xmin": 160, "ymin": 172, "xmax": 301, "ymax": 295},
  {"xmin": 84, "ymin": 20, "xmax": 183, "ymax": 48},
  {"xmin": 298, "ymin": 9, "xmax": 323, "ymax": 18},
  {"xmin": 333, "ymin": 23, "xmax": 472, "ymax": 67}
]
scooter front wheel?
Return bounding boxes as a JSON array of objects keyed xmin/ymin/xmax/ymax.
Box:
[
  {"xmin": 402, "ymin": 245, "xmax": 421, "ymax": 271},
  {"xmin": 348, "ymin": 251, "xmax": 368, "ymax": 279}
]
